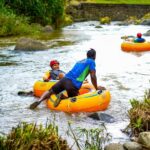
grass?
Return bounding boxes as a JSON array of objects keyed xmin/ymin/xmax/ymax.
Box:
[
  {"xmin": 70, "ymin": 0, "xmax": 150, "ymax": 7},
  {"xmin": 93, "ymin": 0, "xmax": 150, "ymax": 4}
]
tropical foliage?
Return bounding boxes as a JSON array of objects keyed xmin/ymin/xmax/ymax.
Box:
[
  {"xmin": 4, "ymin": 0, "xmax": 66, "ymax": 27},
  {"xmin": 0, "ymin": 121, "xmax": 70, "ymax": 150},
  {"xmin": 127, "ymin": 89, "xmax": 150, "ymax": 136},
  {"xmin": 0, "ymin": 121, "xmax": 112, "ymax": 150},
  {"xmin": 0, "ymin": 9, "xmax": 41, "ymax": 37},
  {"xmin": 0, "ymin": 0, "xmax": 66, "ymax": 36}
]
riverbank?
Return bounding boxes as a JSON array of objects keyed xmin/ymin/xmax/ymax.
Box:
[
  {"xmin": 1, "ymin": 1, "xmax": 150, "ymax": 47},
  {"xmin": 0, "ymin": 22, "xmax": 150, "ymax": 149},
  {"xmin": 67, "ymin": 3, "xmax": 150, "ymax": 21}
]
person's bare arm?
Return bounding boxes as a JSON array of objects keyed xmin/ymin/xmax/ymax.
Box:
[
  {"xmin": 90, "ymin": 70, "xmax": 98, "ymax": 90},
  {"xmin": 90, "ymin": 70, "xmax": 106, "ymax": 91}
]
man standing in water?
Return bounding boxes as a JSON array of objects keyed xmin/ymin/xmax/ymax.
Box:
[{"xmin": 30, "ymin": 48, "xmax": 105, "ymax": 109}]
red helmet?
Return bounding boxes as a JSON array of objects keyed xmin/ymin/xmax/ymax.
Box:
[
  {"xmin": 137, "ymin": 33, "xmax": 142, "ymax": 38},
  {"xmin": 50, "ymin": 60, "xmax": 59, "ymax": 67}
]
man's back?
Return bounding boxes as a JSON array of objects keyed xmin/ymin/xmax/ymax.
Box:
[{"xmin": 65, "ymin": 58, "xmax": 95, "ymax": 89}]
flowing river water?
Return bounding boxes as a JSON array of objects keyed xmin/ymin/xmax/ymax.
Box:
[{"xmin": 0, "ymin": 21, "xmax": 150, "ymax": 145}]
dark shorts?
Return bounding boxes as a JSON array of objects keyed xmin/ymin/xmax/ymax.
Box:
[{"xmin": 50, "ymin": 77, "xmax": 79, "ymax": 97}]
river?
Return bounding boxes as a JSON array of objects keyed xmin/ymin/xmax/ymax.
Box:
[{"xmin": 0, "ymin": 21, "xmax": 150, "ymax": 146}]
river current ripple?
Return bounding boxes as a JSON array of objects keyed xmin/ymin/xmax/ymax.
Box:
[{"xmin": 0, "ymin": 21, "xmax": 150, "ymax": 144}]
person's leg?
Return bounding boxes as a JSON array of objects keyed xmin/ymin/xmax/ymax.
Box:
[
  {"xmin": 29, "ymin": 89, "xmax": 55, "ymax": 109},
  {"xmin": 51, "ymin": 78, "xmax": 66, "ymax": 107},
  {"xmin": 38, "ymin": 89, "xmax": 54, "ymax": 104},
  {"xmin": 53, "ymin": 78, "xmax": 79, "ymax": 107},
  {"xmin": 51, "ymin": 78, "xmax": 65, "ymax": 94},
  {"xmin": 67, "ymin": 86, "xmax": 79, "ymax": 98},
  {"xmin": 64, "ymin": 79, "xmax": 79, "ymax": 97},
  {"xmin": 39, "ymin": 78, "xmax": 65, "ymax": 104}
]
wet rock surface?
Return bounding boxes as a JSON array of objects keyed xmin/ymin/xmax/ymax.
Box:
[
  {"xmin": 14, "ymin": 37, "xmax": 48, "ymax": 51},
  {"xmin": 88, "ymin": 112, "xmax": 115, "ymax": 123}
]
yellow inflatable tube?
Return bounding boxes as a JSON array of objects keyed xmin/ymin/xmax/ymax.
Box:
[
  {"xmin": 46, "ymin": 90, "xmax": 111, "ymax": 113},
  {"xmin": 121, "ymin": 42, "xmax": 150, "ymax": 52},
  {"xmin": 33, "ymin": 80, "xmax": 95, "ymax": 97}
]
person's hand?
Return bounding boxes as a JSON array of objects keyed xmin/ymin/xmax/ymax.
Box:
[
  {"xmin": 97, "ymin": 86, "xmax": 106, "ymax": 90},
  {"xmin": 83, "ymin": 79, "xmax": 88, "ymax": 84},
  {"xmin": 43, "ymin": 78, "xmax": 49, "ymax": 82},
  {"xmin": 121, "ymin": 35, "xmax": 128, "ymax": 40},
  {"xmin": 58, "ymin": 73, "xmax": 65, "ymax": 79}
]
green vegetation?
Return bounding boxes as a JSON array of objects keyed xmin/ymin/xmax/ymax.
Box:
[
  {"xmin": 99, "ymin": 16, "xmax": 111, "ymax": 24},
  {"xmin": 121, "ymin": 16, "xmax": 141, "ymax": 25},
  {"xmin": 72, "ymin": 0, "xmax": 150, "ymax": 4},
  {"xmin": 142, "ymin": 12, "xmax": 150, "ymax": 19},
  {"xmin": 94, "ymin": 0, "xmax": 150, "ymax": 5},
  {"xmin": 0, "ymin": 121, "xmax": 111, "ymax": 150},
  {"xmin": 0, "ymin": 10, "xmax": 42, "ymax": 37},
  {"xmin": 67, "ymin": 122, "xmax": 111, "ymax": 150},
  {"xmin": 4, "ymin": 0, "xmax": 65, "ymax": 27},
  {"xmin": 0, "ymin": 1, "xmax": 41, "ymax": 37},
  {"xmin": 127, "ymin": 89, "xmax": 150, "ymax": 136},
  {"xmin": 1, "ymin": 0, "xmax": 150, "ymax": 37},
  {"xmin": 0, "ymin": 0, "xmax": 67, "ymax": 37},
  {"xmin": 0, "ymin": 121, "xmax": 70, "ymax": 150}
]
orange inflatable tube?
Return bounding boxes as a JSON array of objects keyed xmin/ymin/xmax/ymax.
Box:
[
  {"xmin": 46, "ymin": 90, "xmax": 111, "ymax": 113},
  {"xmin": 33, "ymin": 80, "xmax": 95, "ymax": 97},
  {"xmin": 33, "ymin": 80, "xmax": 111, "ymax": 113},
  {"xmin": 121, "ymin": 42, "xmax": 150, "ymax": 52}
]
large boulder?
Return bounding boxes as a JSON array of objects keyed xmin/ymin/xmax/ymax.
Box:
[
  {"xmin": 88, "ymin": 112, "xmax": 115, "ymax": 123},
  {"xmin": 143, "ymin": 30, "xmax": 150, "ymax": 36},
  {"xmin": 140, "ymin": 19, "xmax": 150, "ymax": 25},
  {"xmin": 138, "ymin": 132, "xmax": 150, "ymax": 149},
  {"xmin": 104, "ymin": 143, "xmax": 125, "ymax": 150},
  {"xmin": 42, "ymin": 25, "xmax": 53, "ymax": 33},
  {"xmin": 123, "ymin": 142, "xmax": 142, "ymax": 150},
  {"xmin": 14, "ymin": 38, "xmax": 48, "ymax": 51}
]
